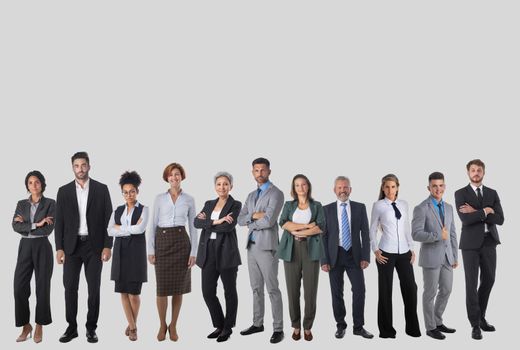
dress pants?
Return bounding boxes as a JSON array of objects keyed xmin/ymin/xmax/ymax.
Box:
[
  {"xmin": 376, "ymin": 250, "xmax": 421, "ymax": 337},
  {"xmin": 247, "ymin": 242, "xmax": 283, "ymax": 331},
  {"xmin": 14, "ymin": 237, "xmax": 53, "ymax": 326},
  {"xmin": 422, "ymin": 259, "xmax": 453, "ymax": 331},
  {"xmin": 283, "ymin": 239, "xmax": 319, "ymax": 330},
  {"xmin": 63, "ymin": 239, "xmax": 103, "ymax": 332},
  {"xmin": 462, "ymin": 235, "xmax": 497, "ymax": 327},
  {"xmin": 328, "ymin": 247, "xmax": 366, "ymax": 330},
  {"xmin": 201, "ymin": 239, "xmax": 238, "ymax": 330}
]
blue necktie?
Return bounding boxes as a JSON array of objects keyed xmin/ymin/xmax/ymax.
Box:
[{"xmin": 341, "ymin": 203, "xmax": 352, "ymax": 251}]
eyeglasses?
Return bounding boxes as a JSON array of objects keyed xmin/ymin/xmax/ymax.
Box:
[{"xmin": 122, "ymin": 190, "xmax": 137, "ymax": 196}]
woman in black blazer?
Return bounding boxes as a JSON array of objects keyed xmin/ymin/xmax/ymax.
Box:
[
  {"xmin": 107, "ymin": 171, "xmax": 148, "ymax": 341},
  {"xmin": 12, "ymin": 171, "xmax": 55, "ymax": 343},
  {"xmin": 194, "ymin": 171, "xmax": 242, "ymax": 342}
]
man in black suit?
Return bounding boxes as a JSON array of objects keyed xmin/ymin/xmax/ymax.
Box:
[
  {"xmin": 55, "ymin": 152, "xmax": 113, "ymax": 343},
  {"xmin": 455, "ymin": 159, "xmax": 504, "ymax": 340},
  {"xmin": 321, "ymin": 176, "xmax": 373, "ymax": 339}
]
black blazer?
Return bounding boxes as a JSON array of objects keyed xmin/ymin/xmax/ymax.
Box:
[
  {"xmin": 12, "ymin": 196, "xmax": 56, "ymax": 237},
  {"xmin": 455, "ymin": 184, "xmax": 504, "ymax": 250},
  {"xmin": 55, "ymin": 179, "xmax": 113, "ymax": 255},
  {"xmin": 194, "ymin": 195, "xmax": 242, "ymax": 270},
  {"xmin": 321, "ymin": 200, "xmax": 370, "ymax": 267}
]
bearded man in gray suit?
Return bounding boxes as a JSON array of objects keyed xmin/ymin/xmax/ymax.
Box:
[
  {"xmin": 412, "ymin": 172, "xmax": 458, "ymax": 340},
  {"xmin": 238, "ymin": 157, "xmax": 285, "ymax": 344}
]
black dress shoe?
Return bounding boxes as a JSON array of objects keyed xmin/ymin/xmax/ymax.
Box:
[
  {"xmin": 437, "ymin": 324, "xmax": 456, "ymax": 333},
  {"xmin": 426, "ymin": 329, "xmax": 446, "ymax": 340},
  {"xmin": 217, "ymin": 329, "xmax": 232, "ymax": 342},
  {"xmin": 480, "ymin": 318, "xmax": 496, "ymax": 332},
  {"xmin": 270, "ymin": 331, "xmax": 284, "ymax": 343},
  {"xmin": 207, "ymin": 328, "xmax": 222, "ymax": 339},
  {"xmin": 240, "ymin": 325, "xmax": 264, "ymax": 335},
  {"xmin": 59, "ymin": 329, "xmax": 78, "ymax": 343},
  {"xmin": 353, "ymin": 327, "xmax": 374, "ymax": 339},
  {"xmin": 379, "ymin": 333, "xmax": 396, "ymax": 339},
  {"xmin": 335, "ymin": 328, "xmax": 346, "ymax": 339},
  {"xmin": 86, "ymin": 330, "xmax": 98, "ymax": 343},
  {"xmin": 472, "ymin": 326, "xmax": 482, "ymax": 340}
]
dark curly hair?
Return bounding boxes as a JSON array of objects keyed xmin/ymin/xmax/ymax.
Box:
[
  {"xmin": 25, "ymin": 170, "xmax": 46, "ymax": 193},
  {"xmin": 119, "ymin": 171, "xmax": 142, "ymax": 190}
]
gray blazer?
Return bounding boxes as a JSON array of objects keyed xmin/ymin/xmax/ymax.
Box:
[
  {"xmin": 12, "ymin": 196, "xmax": 56, "ymax": 237},
  {"xmin": 411, "ymin": 196, "xmax": 458, "ymax": 268},
  {"xmin": 238, "ymin": 182, "xmax": 284, "ymax": 251}
]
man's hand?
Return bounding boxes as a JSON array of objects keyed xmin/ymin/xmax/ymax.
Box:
[
  {"xmin": 441, "ymin": 226, "xmax": 448, "ymax": 240},
  {"xmin": 252, "ymin": 212, "xmax": 265, "ymax": 220},
  {"xmin": 321, "ymin": 264, "xmax": 330, "ymax": 272},
  {"xmin": 56, "ymin": 249, "xmax": 65, "ymax": 264},
  {"xmin": 360, "ymin": 260, "xmax": 369, "ymax": 269},
  {"xmin": 101, "ymin": 248, "xmax": 111, "ymax": 262}
]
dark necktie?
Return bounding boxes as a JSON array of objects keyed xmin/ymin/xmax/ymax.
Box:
[
  {"xmin": 254, "ymin": 188, "xmax": 262, "ymax": 205},
  {"xmin": 391, "ymin": 202, "xmax": 402, "ymax": 220},
  {"xmin": 437, "ymin": 202, "xmax": 445, "ymax": 226},
  {"xmin": 476, "ymin": 187, "xmax": 483, "ymax": 206}
]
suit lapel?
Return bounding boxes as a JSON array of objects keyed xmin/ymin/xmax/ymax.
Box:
[
  {"xmin": 330, "ymin": 203, "xmax": 340, "ymax": 242},
  {"xmin": 427, "ymin": 200, "xmax": 443, "ymax": 228},
  {"xmin": 33, "ymin": 197, "xmax": 46, "ymax": 220},
  {"xmin": 466, "ymin": 184, "xmax": 480, "ymax": 208},
  {"xmin": 87, "ymin": 179, "xmax": 95, "ymax": 211},
  {"xmin": 69, "ymin": 181, "xmax": 80, "ymax": 214},
  {"xmin": 220, "ymin": 196, "xmax": 234, "ymax": 218}
]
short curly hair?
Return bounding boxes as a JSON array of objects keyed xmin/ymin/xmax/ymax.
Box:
[
  {"xmin": 163, "ymin": 163, "xmax": 186, "ymax": 182},
  {"xmin": 119, "ymin": 171, "xmax": 142, "ymax": 190},
  {"xmin": 25, "ymin": 170, "xmax": 46, "ymax": 193}
]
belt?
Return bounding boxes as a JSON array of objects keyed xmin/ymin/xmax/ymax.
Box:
[
  {"xmin": 159, "ymin": 226, "xmax": 185, "ymax": 234},
  {"xmin": 294, "ymin": 236, "xmax": 307, "ymax": 241},
  {"xmin": 78, "ymin": 235, "xmax": 89, "ymax": 241}
]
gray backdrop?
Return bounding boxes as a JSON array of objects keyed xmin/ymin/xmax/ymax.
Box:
[{"xmin": 1, "ymin": 1, "xmax": 518, "ymax": 350}]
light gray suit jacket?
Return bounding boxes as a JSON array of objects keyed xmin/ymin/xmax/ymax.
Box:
[
  {"xmin": 411, "ymin": 196, "xmax": 458, "ymax": 269},
  {"xmin": 238, "ymin": 182, "xmax": 284, "ymax": 251}
]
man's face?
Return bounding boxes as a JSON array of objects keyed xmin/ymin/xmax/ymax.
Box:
[
  {"xmin": 468, "ymin": 164, "xmax": 485, "ymax": 184},
  {"xmin": 334, "ymin": 179, "xmax": 351, "ymax": 202},
  {"xmin": 428, "ymin": 179, "xmax": 445, "ymax": 201},
  {"xmin": 252, "ymin": 164, "xmax": 270, "ymax": 185},
  {"xmin": 72, "ymin": 158, "xmax": 90, "ymax": 181}
]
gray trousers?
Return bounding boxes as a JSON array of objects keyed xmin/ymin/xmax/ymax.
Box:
[
  {"xmin": 283, "ymin": 239, "xmax": 320, "ymax": 330},
  {"xmin": 422, "ymin": 262, "xmax": 453, "ymax": 331},
  {"xmin": 247, "ymin": 243, "xmax": 283, "ymax": 331}
]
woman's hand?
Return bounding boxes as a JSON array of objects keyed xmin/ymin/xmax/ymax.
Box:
[
  {"xmin": 197, "ymin": 212, "xmax": 206, "ymax": 220},
  {"xmin": 214, "ymin": 214, "xmax": 234, "ymax": 225},
  {"xmin": 410, "ymin": 250, "xmax": 416, "ymax": 265},
  {"xmin": 14, "ymin": 215, "xmax": 24, "ymax": 223},
  {"xmin": 187, "ymin": 256, "xmax": 196, "ymax": 268},
  {"xmin": 148, "ymin": 254, "xmax": 156, "ymax": 265},
  {"xmin": 375, "ymin": 249, "xmax": 388, "ymax": 264}
]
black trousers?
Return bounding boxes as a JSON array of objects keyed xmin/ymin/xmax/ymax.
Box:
[
  {"xmin": 328, "ymin": 247, "xmax": 366, "ymax": 330},
  {"xmin": 462, "ymin": 236, "xmax": 497, "ymax": 327},
  {"xmin": 376, "ymin": 250, "xmax": 421, "ymax": 337},
  {"xmin": 63, "ymin": 239, "xmax": 103, "ymax": 331},
  {"xmin": 201, "ymin": 240, "xmax": 238, "ymax": 330},
  {"xmin": 14, "ymin": 237, "xmax": 53, "ymax": 327}
]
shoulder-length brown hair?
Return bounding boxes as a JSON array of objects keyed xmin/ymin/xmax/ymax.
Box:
[
  {"xmin": 291, "ymin": 174, "xmax": 313, "ymax": 202},
  {"xmin": 162, "ymin": 163, "xmax": 186, "ymax": 182}
]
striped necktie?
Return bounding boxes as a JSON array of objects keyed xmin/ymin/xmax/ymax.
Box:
[{"xmin": 340, "ymin": 202, "xmax": 352, "ymax": 251}]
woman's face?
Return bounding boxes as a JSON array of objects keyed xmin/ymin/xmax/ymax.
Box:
[
  {"xmin": 122, "ymin": 184, "xmax": 138, "ymax": 205},
  {"xmin": 27, "ymin": 176, "xmax": 42, "ymax": 196},
  {"xmin": 215, "ymin": 176, "xmax": 232, "ymax": 197},
  {"xmin": 294, "ymin": 178, "xmax": 309, "ymax": 198},
  {"xmin": 382, "ymin": 180, "xmax": 398, "ymax": 200},
  {"xmin": 168, "ymin": 168, "xmax": 183, "ymax": 187}
]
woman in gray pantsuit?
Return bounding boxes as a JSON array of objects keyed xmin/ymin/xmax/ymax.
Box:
[
  {"xmin": 277, "ymin": 174, "xmax": 325, "ymax": 341},
  {"xmin": 12, "ymin": 170, "xmax": 55, "ymax": 343}
]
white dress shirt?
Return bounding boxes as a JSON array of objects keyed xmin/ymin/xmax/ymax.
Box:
[
  {"xmin": 76, "ymin": 179, "xmax": 89, "ymax": 235},
  {"xmin": 337, "ymin": 200, "xmax": 352, "ymax": 248},
  {"xmin": 369, "ymin": 198, "xmax": 414, "ymax": 254},
  {"xmin": 148, "ymin": 190, "xmax": 198, "ymax": 256},
  {"xmin": 292, "ymin": 207, "xmax": 311, "ymax": 225},
  {"xmin": 210, "ymin": 210, "xmax": 221, "ymax": 239},
  {"xmin": 107, "ymin": 202, "xmax": 149, "ymax": 237}
]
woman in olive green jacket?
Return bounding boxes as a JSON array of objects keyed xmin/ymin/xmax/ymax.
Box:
[{"xmin": 277, "ymin": 174, "xmax": 325, "ymax": 342}]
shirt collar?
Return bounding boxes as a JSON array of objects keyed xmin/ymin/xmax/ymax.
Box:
[
  {"xmin": 430, "ymin": 196, "xmax": 443, "ymax": 207},
  {"xmin": 258, "ymin": 181, "xmax": 271, "ymax": 192},
  {"xmin": 75, "ymin": 178, "xmax": 90, "ymax": 190},
  {"xmin": 470, "ymin": 183, "xmax": 483, "ymax": 192},
  {"xmin": 337, "ymin": 199, "xmax": 350, "ymax": 207}
]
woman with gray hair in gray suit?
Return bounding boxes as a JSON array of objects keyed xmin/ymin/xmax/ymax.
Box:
[
  {"xmin": 12, "ymin": 170, "xmax": 55, "ymax": 343},
  {"xmin": 194, "ymin": 171, "xmax": 242, "ymax": 342}
]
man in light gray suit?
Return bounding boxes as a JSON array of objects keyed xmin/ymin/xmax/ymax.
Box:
[
  {"xmin": 238, "ymin": 157, "xmax": 285, "ymax": 344},
  {"xmin": 412, "ymin": 172, "xmax": 458, "ymax": 340}
]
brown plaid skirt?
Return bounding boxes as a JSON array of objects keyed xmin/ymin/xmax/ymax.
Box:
[{"xmin": 155, "ymin": 226, "xmax": 191, "ymax": 296}]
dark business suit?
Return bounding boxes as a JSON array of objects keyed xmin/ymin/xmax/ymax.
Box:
[
  {"xmin": 55, "ymin": 179, "xmax": 112, "ymax": 332},
  {"xmin": 194, "ymin": 196, "xmax": 242, "ymax": 330},
  {"xmin": 321, "ymin": 200, "xmax": 370, "ymax": 330},
  {"xmin": 455, "ymin": 184, "xmax": 504, "ymax": 328},
  {"xmin": 12, "ymin": 197, "xmax": 55, "ymax": 327}
]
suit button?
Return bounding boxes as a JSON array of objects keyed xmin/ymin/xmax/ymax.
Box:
[{"xmin": 162, "ymin": 230, "xmax": 166, "ymax": 234}]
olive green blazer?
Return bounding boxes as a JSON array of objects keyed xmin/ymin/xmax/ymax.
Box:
[{"xmin": 277, "ymin": 200, "xmax": 326, "ymax": 262}]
